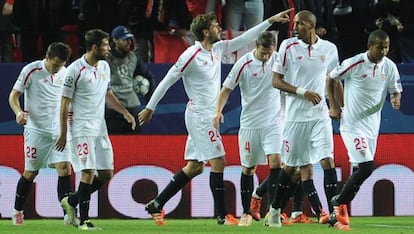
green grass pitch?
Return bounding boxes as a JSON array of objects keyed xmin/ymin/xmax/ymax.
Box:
[{"xmin": 1, "ymin": 217, "xmax": 414, "ymax": 234}]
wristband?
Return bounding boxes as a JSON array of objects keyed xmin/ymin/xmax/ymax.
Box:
[{"xmin": 296, "ymin": 87, "xmax": 307, "ymax": 96}]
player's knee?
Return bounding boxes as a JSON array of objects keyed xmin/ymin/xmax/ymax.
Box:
[
  {"xmin": 268, "ymin": 154, "xmax": 282, "ymax": 168},
  {"xmin": 97, "ymin": 170, "xmax": 113, "ymax": 184},
  {"xmin": 242, "ymin": 166, "xmax": 256, "ymax": 175},
  {"xmin": 23, "ymin": 170, "xmax": 38, "ymax": 181},
  {"xmin": 320, "ymin": 157, "xmax": 335, "ymax": 169}
]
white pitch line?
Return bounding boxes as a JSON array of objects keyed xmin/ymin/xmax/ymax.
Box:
[{"xmin": 366, "ymin": 224, "xmax": 414, "ymax": 229}]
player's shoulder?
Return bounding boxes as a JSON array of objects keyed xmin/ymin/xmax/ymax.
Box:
[
  {"xmin": 22, "ymin": 60, "xmax": 43, "ymax": 72},
  {"xmin": 280, "ymin": 37, "xmax": 299, "ymax": 48},
  {"xmin": 342, "ymin": 53, "xmax": 366, "ymax": 66}
]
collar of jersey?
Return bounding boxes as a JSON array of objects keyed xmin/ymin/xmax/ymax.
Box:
[
  {"xmin": 363, "ymin": 51, "xmax": 385, "ymax": 67},
  {"xmin": 298, "ymin": 36, "xmax": 321, "ymax": 49}
]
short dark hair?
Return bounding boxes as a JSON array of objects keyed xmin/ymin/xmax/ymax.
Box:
[
  {"xmin": 46, "ymin": 42, "xmax": 71, "ymax": 61},
  {"xmin": 190, "ymin": 12, "xmax": 217, "ymax": 41},
  {"xmin": 84, "ymin": 29, "xmax": 110, "ymax": 51},
  {"xmin": 368, "ymin": 29, "xmax": 389, "ymax": 46},
  {"xmin": 256, "ymin": 32, "xmax": 276, "ymax": 48}
]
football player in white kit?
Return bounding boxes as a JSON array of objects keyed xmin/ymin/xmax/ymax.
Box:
[
  {"xmin": 55, "ymin": 29, "xmax": 136, "ymax": 230},
  {"xmin": 8, "ymin": 42, "xmax": 74, "ymax": 226},
  {"xmin": 267, "ymin": 10, "xmax": 338, "ymax": 227},
  {"xmin": 213, "ymin": 32, "xmax": 284, "ymax": 226},
  {"xmin": 326, "ymin": 29, "xmax": 402, "ymax": 230},
  {"xmin": 138, "ymin": 9, "xmax": 292, "ymax": 226}
]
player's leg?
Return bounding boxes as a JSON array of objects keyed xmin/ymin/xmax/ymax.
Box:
[
  {"xmin": 330, "ymin": 161, "xmax": 373, "ymax": 223},
  {"xmin": 12, "ymin": 170, "xmax": 38, "ymax": 225},
  {"xmin": 300, "ymin": 164, "xmax": 329, "ymax": 222},
  {"xmin": 266, "ymin": 155, "xmax": 282, "ymax": 212},
  {"xmin": 328, "ymin": 132, "xmax": 376, "ymax": 229},
  {"xmin": 13, "ymin": 130, "xmax": 50, "ymax": 225},
  {"xmin": 145, "ymin": 126, "xmax": 205, "ymax": 225},
  {"xmin": 317, "ymin": 119, "xmax": 338, "ymax": 214},
  {"xmin": 74, "ymin": 169, "xmax": 98, "ymax": 230},
  {"xmin": 146, "ymin": 160, "xmax": 201, "ymax": 225},
  {"xmin": 260, "ymin": 124, "xmax": 283, "ymax": 220},
  {"xmin": 290, "ymin": 181, "xmax": 313, "ymax": 223},
  {"xmin": 320, "ymin": 157, "xmax": 338, "ymax": 214},
  {"xmin": 209, "ymin": 156, "xmax": 238, "ymax": 225},
  {"xmin": 251, "ymin": 176, "xmax": 267, "ymax": 220},
  {"xmin": 268, "ymin": 165, "xmax": 295, "ymax": 228},
  {"xmin": 239, "ymin": 165, "xmax": 255, "ymax": 226}
]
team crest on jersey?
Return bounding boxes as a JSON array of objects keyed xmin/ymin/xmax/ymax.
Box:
[
  {"xmin": 380, "ymin": 74, "xmax": 386, "ymax": 80},
  {"xmin": 101, "ymin": 74, "xmax": 107, "ymax": 80},
  {"xmin": 320, "ymin": 55, "xmax": 326, "ymax": 62}
]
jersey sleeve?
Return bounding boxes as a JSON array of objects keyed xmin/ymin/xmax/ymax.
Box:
[
  {"xmin": 387, "ymin": 62, "xmax": 403, "ymax": 94},
  {"xmin": 329, "ymin": 57, "xmax": 355, "ymax": 81},
  {"xmin": 145, "ymin": 49, "xmax": 194, "ymax": 110},
  {"xmin": 220, "ymin": 20, "xmax": 272, "ymax": 55},
  {"xmin": 62, "ymin": 65, "xmax": 78, "ymax": 99},
  {"xmin": 272, "ymin": 39, "xmax": 288, "ymax": 75},
  {"xmin": 327, "ymin": 44, "xmax": 340, "ymax": 74},
  {"xmin": 12, "ymin": 66, "xmax": 31, "ymax": 92},
  {"xmin": 222, "ymin": 57, "xmax": 246, "ymax": 90}
]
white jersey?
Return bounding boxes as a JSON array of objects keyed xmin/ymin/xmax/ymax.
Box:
[
  {"xmin": 273, "ymin": 37, "xmax": 339, "ymax": 122},
  {"xmin": 146, "ymin": 20, "xmax": 272, "ymax": 118},
  {"xmin": 223, "ymin": 51, "xmax": 282, "ymax": 129},
  {"xmin": 62, "ymin": 56, "xmax": 111, "ymax": 137},
  {"xmin": 12, "ymin": 60, "xmax": 66, "ymax": 135},
  {"xmin": 329, "ymin": 52, "xmax": 403, "ymax": 138}
]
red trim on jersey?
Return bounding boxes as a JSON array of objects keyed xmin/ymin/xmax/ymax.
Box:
[
  {"xmin": 23, "ymin": 67, "xmax": 42, "ymax": 85},
  {"xmin": 235, "ymin": 60, "xmax": 253, "ymax": 83},
  {"xmin": 283, "ymin": 42, "xmax": 299, "ymax": 66},
  {"xmin": 75, "ymin": 66, "xmax": 86, "ymax": 87},
  {"xmin": 338, "ymin": 60, "xmax": 365, "ymax": 77},
  {"xmin": 181, "ymin": 48, "xmax": 202, "ymax": 72}
]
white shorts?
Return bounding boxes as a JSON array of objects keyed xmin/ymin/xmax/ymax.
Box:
[
  {"xmin": 238, "ymin": 124, "xmax": 282, "ymax": 168},
  {"xmin": 184, "ymin": 116, "xmax": 226, "ymax": 162},
  {"xmin": 70, "ymin": 136, "xmax": 114, "ymax": 172},
  {"xmin": 282, "ymin": 119, "xmax": 333, "ymax": 167},
  {"xmin": 24, "ymin": 128, "xmax": 72, "ymax": 171},
  {"xmin": 340, "ymin": 130, "xmax": 377, "ymax": 164}
]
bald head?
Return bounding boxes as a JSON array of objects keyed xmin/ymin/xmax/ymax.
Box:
[{"xmin": 296, "ymin": 10, "xmax": 317, "ymax": 28}]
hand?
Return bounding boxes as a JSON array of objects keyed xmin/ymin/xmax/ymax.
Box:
[
  {"xmin": 375, "ymin": 18, "xmax": 384, "ymax": 28},
  {"xmin": 390, "ymin": 94, "xmax": 401, "ymax": 110},
  {"xmin": 2, "ymin": 2, "xmax": 13, "ymax": 16},
  {"xmin": 397, "ymin": 24, "xmax": 404, "ymax": 32},
  {"xmin": 212, "ymin": 113, "xmax": 224, "ymax": 130},
  {"xmin": 55, "ymin": 135, "xmax": 67, "ymax": 152},
  {"xmin": 16, "ymin": 111, "xmax": 28, "ymax": 125},
  {"xmin": 316, "ymin": 27, "xmax": 327, "ymax": 37},
  {"xmin": 268, "ymin": 8, "xmax": 293, "ymax": 24},
  {"xmin": 138, "ymin": 108, "xmax": 154, "ymax": 126},
  {"xmin": 304, "ymin": 90, "xmax": 322, "ymax": 105},
  {"xmin": 123, "ymin": 111, "xmax": 136, "ymax": 130}
]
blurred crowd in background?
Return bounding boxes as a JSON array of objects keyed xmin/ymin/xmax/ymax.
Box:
[{"xmin": 1, "ymin": 0, "xmax": 413, "ymax": 64}]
